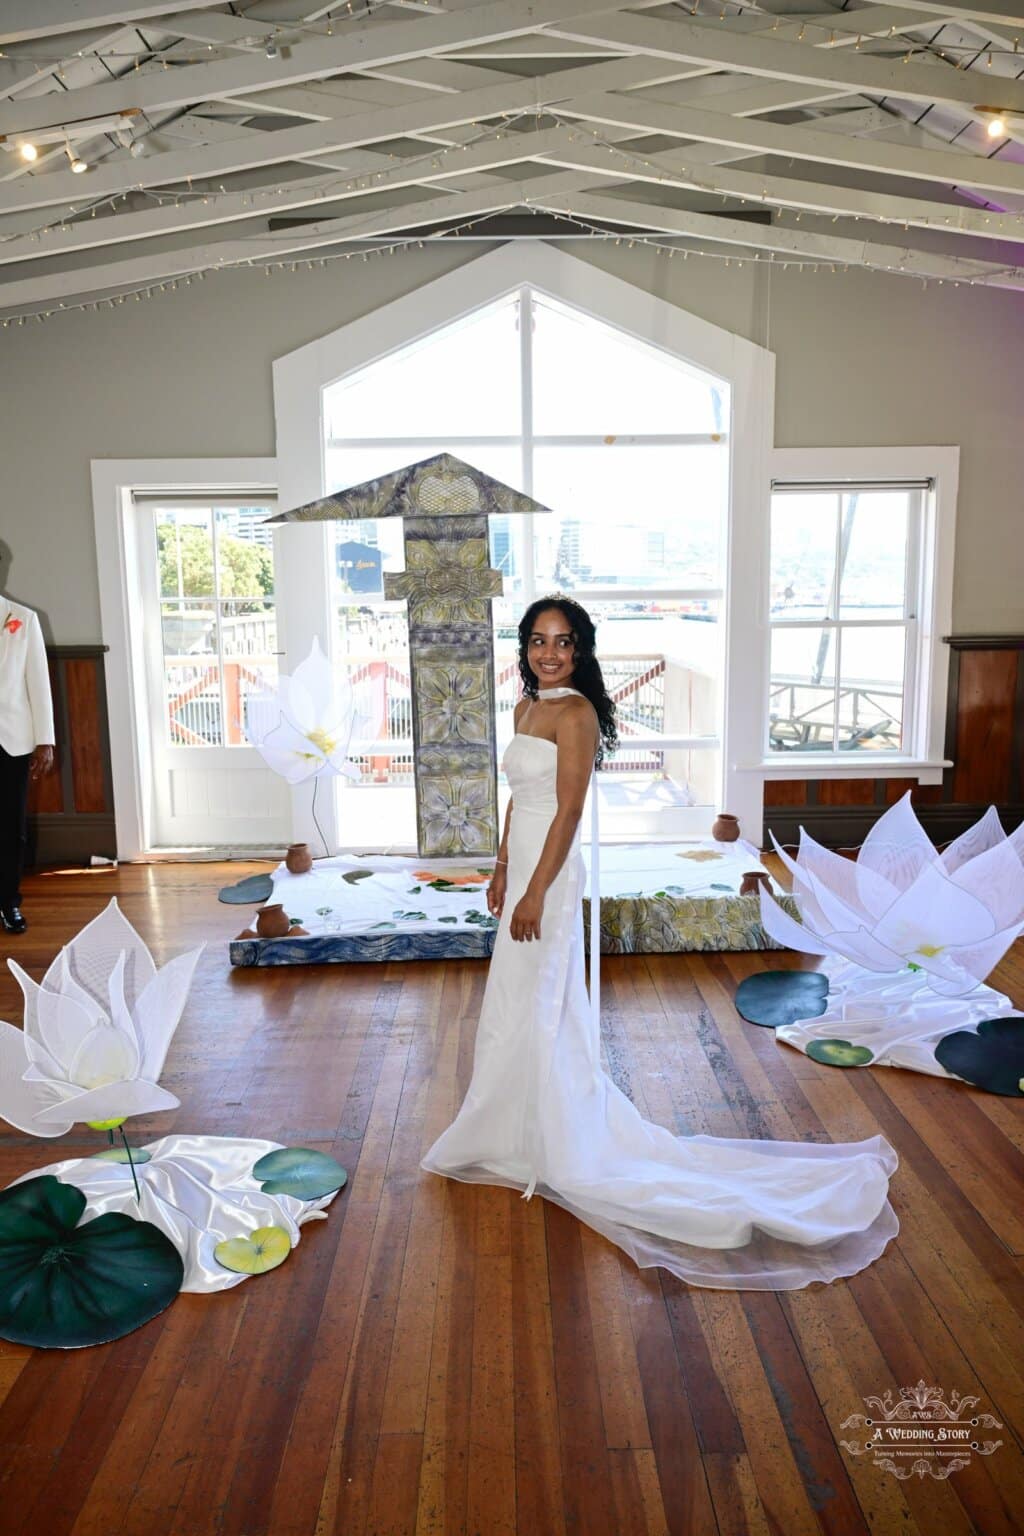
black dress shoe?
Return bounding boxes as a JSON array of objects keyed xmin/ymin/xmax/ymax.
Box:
[{"xmin": 0, "ymin": 905, "xmax": 27, "ymax": 934}]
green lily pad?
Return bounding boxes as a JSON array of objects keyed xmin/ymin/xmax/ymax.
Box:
[
  {"xmin": 215, "ymin": 1226, "xmax": 291, "ymax": 1275},
  {"xmin": 252, "ymin": 1147, "xmax": 348, "ymax": 1200},
  {"xmin": 0, "ymin": 1175, "xmax": 183, "ymax": 1349},
  {"xmin": 343, "ymin": 870, "xmax": 374, "ymax": 885},
  {"xmin": 735, "ymin": 971, "xmax": 829, "ymax": 1029},
  {"xmin": 934, "ymin": 1018, "xmax": 1024, "ymax": 1096},
  {"xmin": 805, "ymin": 1038, "xmax": 875, "ymax": 1068},
  {"xmin": 218, "ymin": 873, "xmax": 274, "ymax": 905},
  {"xmin": 91, "ymin": 1147, "xmax": 153, "ymax": 1165}
]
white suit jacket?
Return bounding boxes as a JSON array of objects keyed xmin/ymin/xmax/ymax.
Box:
[{"xmin": 0, "ymin": 598, "xmax": 56, "ymax": 756}]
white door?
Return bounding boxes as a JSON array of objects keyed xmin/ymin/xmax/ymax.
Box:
[{"xmin": 139, "ymin": 498, "xmax": 291, "ymax": 849}]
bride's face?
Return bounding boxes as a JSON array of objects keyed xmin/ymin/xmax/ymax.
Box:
[{"xmin": 526, "ymin": 607, "xmax": 576, "ymax": 688}]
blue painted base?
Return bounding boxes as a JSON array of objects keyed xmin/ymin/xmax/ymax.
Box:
[{"xmin": 230, "ymin": 929, "xmax": 496, "ymax": 967}]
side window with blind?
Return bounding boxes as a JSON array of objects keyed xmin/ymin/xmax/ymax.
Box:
[{"xmin": 767, "ymin": 482, "xmax": 927, "ymax": 756}]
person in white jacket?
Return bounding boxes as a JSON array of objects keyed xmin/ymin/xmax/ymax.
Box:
[{"xmin": 0, "ymin": 594, "xmax": 55, "ymax": 933}]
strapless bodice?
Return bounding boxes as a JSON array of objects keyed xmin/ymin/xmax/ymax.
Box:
[{"xmin": 502, "ymin": 733, "xmax": 559, "ymax": 816}]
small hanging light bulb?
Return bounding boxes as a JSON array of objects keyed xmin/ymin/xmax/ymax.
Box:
[
  {"xmin": 19, "ymin": 142, "xmax": 38, "ymax": 162},
  {"xmin": 987, "ymin": 114, "xmax": 1007, "ymax": 137}
]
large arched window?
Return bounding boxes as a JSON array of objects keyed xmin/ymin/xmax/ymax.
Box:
[{"xmin": 319, "ymin": 285, "xmax": 730, "ymax": 849}]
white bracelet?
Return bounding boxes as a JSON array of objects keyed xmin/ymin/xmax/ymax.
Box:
[{"xmin": 494, "ymin": 858, "xmax": 508, "ymax": 865}]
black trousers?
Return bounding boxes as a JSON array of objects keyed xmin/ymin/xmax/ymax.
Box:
[{"xmin": 0, "ymin": 745, "xmax": 32, "ymax": 906}]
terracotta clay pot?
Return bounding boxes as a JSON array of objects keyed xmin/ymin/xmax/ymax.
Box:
[
  {"xmin": 285, "ymin": 842, "xmax": 313, "ymax": 875},
  {"xmin": 712, "ymin": 812, "xmax": 740, "ymax": 842},
  {"xmin": 235, "ymin": 927, "xmax": 257, "ymax": 939},
  {"xmin": 739, "ymin": 870, "xmax": 771, "ymax": 897},
  {"xmin": 256, "ymin": 903, "xmax": 290, "ymax": 938}
]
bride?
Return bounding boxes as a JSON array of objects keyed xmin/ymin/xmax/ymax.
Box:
[{"xmin": 420, "ymin": 597, "xmax": 898, "ymax": 1289}]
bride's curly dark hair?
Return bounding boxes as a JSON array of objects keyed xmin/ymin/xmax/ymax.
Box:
[{"xmin": 517, "ymin": 595, "xmax": 618, "ymax": 766}]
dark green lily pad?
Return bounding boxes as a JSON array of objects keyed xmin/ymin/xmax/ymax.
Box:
[
  {"xmin": 252, "ymin": 1148, "xmax": 348, "ymax": 1200},
  {"xmin": 805, "ymin": 1038, "xmax": 875, "ymax": 1068},
  {"xmin": 218, "ymin": 873, "xmax": 274, "ymax": 905},
  {"xmin": 735, "ymin": 971, "xmax": 829, "ymax": 1029},
  {"xmin": 342, "ymin": 870, "xmax": 374, "ymax": 886},
  {"xmin": 0, "ymin": 1175, "xmax": 183, "ymax": 1349},
  {"xmin": 91, "ymin": 1147, "xmax": 153, "ymax": 1166},
  {"xmin": 934, "ymin": 1018, "xmax": 1024, "ymax": 1096}
]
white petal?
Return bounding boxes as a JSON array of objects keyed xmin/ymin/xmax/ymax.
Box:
[
  {"xmin": 928, "ymin": 919, "xmax": 1024, "ymax": 992},
  {"xmin": 797, "ymin": 828, "xmax": 899, "ymax": 919},
  {"xmin": 7, "ymin": 959, "xmax": 69, "ymax": 1078},
  {"xmin": 133, "ymin": 947, "xmax": 203, "ymax": 1081},
  {"xmin": 825, "ymin": 928, "xmax": 909, "ymax": 972},
  {"xmin": 941, "ymin": 806, "xmax": 1006, "ymax": 875},
  {"xmin": 62, "ymin": 898, "xmax": 157, "ymax": 1012},
  {"xmin": 872, "ymin": 860, "xmax": 996, "ymax": 959},
  {"xmin": 0, "ymin": 1020, "xmax": 71, "ymax": 1137},
  {"xmin": 771, "ymin": 836, "xmax": 866, "ymax": 934},
  {"xmin": 33, "ymin": 1078, "xmax": 180, "ymax": 1126},
  {"xmin": 107, "ymin": 951, "xmax": 142, "ymax": 1054},
  {"xmin": 948, "ymin": 838, "xmax": 1024, "ymax": 929},
  {"xmin": 758, "ymin": 890, "xmax": 833, "ymax": 955},
  {"xmin": 69, "ymin": 1022, "xmax": 140, "ymax": 1092},
  {"xmin": 858, "ymin": 792, "xmax": 938, "ymax": 890},
  {"xmin": 38, "ymin": 988, "xmax": 99, "ymax": 1073}
]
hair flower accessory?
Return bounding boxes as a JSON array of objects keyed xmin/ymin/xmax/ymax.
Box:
[{"xmin": 3, "ymin": 616, "xmax": 23, "ymax": 634}]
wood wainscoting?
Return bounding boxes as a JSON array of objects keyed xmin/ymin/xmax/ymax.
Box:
[
  {"xmin": 26, "ymin": 644, "xmax": 116, "ymax": 866},
  {"xmin": 763, "ymin": 635, "xmax": 1024, "ymax": 849}
]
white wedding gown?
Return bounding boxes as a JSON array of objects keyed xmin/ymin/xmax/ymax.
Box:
[{"xmin": 420, "ymin": 692, "xmax": 898, "ymax": 1289}]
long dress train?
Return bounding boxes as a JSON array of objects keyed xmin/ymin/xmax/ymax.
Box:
[{"xmin": 420, "ymin": 699, "xmax": 898, "ymax": 1289}]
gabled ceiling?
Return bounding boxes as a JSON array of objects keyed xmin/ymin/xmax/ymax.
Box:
[{"xmin": 2, "ymin": 0, "xmax": 1023, "ymax": 322}]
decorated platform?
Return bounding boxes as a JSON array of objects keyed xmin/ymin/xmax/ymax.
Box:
[{"xmin": 228, "ymin": 838, "xmax": 796, "ymax": 966}]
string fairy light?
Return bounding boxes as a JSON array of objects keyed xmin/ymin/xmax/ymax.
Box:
[{"xmin": 2, "ymin": 198, "xmax": 1019, "ymax": 330}]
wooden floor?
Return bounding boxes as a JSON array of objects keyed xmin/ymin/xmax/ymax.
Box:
[{"xmin": 0, "ymin": 863, "xmax": 1022, "ymax": 1536}]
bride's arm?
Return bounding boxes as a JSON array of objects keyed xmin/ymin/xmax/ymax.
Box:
[
  {"xmin": 509, "ymin": 702, "xmax": 598, "ymax": 942},
  {"xmin": 488, "ymin": 699, "xmax": 528, "ymax": 918}
]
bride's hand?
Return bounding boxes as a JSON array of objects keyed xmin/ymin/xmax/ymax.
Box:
[
  {"xmin": 486, "ymin": 864, "xmax": 507, "ymax": 917},
  {"xmin": 510, "ymin": 890, "xmax": 544, "ymax": 942}
]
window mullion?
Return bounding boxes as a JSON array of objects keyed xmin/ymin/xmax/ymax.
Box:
[{"xmin": 520, "ymin": 286, "xmax": 536, "ymax": 603}]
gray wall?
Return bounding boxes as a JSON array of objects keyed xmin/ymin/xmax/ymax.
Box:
[{"xmin": 1, "ymin": 241, "xmax": 1021, "ymax": 643}]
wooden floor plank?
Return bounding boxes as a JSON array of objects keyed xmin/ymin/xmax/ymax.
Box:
[{"xmin": 0, "ymin": 864, "xmax": 1019, "ymax": 1536}]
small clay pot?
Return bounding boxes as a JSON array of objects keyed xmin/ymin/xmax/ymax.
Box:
[
  {"xmin": 235, "ymin": 927, "xmax": 257, "ymax": 939},
  {"xmin": 256, "ymin": 903, "xmax": 290, "ymax": 938},
  {"xmin": 285, "ymin": 842, "xmax": 313, "ymax": 875},
  {"xmin": 712, "ymin": 812, "xmax": 740, "ymax": 842},
  {"xmin": 287, "ymin": 925, "xmax": 309, "ymax": 936},
  {"xmin": 739, "ymin": 870, "xmax": 771, "ymax": 897}
]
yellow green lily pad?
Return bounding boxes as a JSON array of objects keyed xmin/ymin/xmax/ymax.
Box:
[
  {"xmin": 214, "ymin": 1226, "xmax": 291, "ymax": 1275},
  {"xmin": 805, "ymin": 1038, "xmax": 875, "ymax": 1068},
  {"xmin": 91, "ymin": 1146, "xmax": 152, "ymax": 1165}
]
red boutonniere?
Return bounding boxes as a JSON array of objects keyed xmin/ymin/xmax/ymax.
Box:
[{"xmin": 3, "ymin": 616, "xmax": 22, "ymax": 635}]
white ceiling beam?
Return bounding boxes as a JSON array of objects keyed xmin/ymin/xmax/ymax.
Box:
[
  {"xmin": 544, "ymin": 13, "xmax": 1024, "ymax": 116},
  {"xmin": 0, "ymin": 54, "xmax": 668, "ymax": 215},
  {"xmin": 534, "ymin": 135, "xmax": 1024, "ymax": 241},
  {"xmin": 849, "ymin": 0, "xmax": 1024, "ymax": 30},
  {"xmin": 561, "ymin": 89, "xmax": 1024, "ymax": 198},
  {"xmin": 536, "ymin": 188, "xmax": 1024, "ymax": 287},
  {"xmin": 0, "ymin": 124, "xmax": 626, "ymax": 263},
  {"xmin": 0, "ymin": 168, "xmax": 610, "ymax": 307},
  {"xmin": 0, "ymin": 1, "xmax": 227, "ymax": 45},
  {"xmin": 0, "ymin": 0, "xmax": 655, "ymax": 138}
]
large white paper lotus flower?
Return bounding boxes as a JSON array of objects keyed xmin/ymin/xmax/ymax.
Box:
[
  {"xmin": 246, "ymin": 637, "xmax": 380, "ymax": 785},
  {"xmin": 759, "ymin": 795, "xmax": 1024, "ymax": 997},
  {"xmin": 0, "ymin": 899, "xmax": 203, "ymax": 1137}
]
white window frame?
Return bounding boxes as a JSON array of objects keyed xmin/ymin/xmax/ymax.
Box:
[
  {"xmin": 92, "ymin": 457, "xmax": 278, "ymax": 859},
  {"xmin": 273, "ymin": 242, "xmax": 775, "ymax": 849},
  {"xmin": 753, "ymin": 446, "xmax": 958, "ymax": 782}
]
